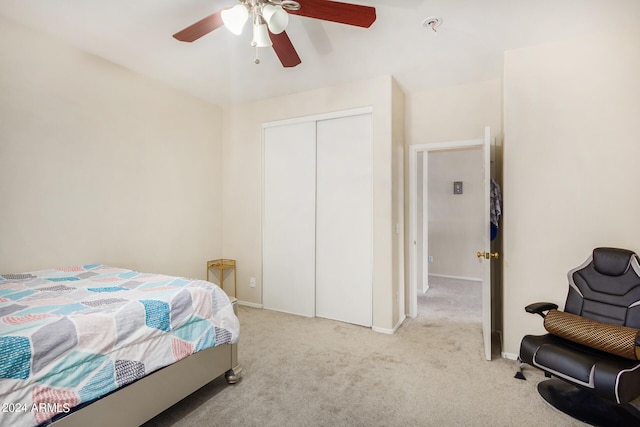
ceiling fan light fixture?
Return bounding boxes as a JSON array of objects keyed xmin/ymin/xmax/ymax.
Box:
[
  {"xmin": 262, "ymin": 4, "xmax": 289, "ymax": 34},
  {"xmin": 252, "ymin": 19, "xmax": 273, "ymax": 48},
  {"xmin": 221, "ymin": 4, "xmax": 249, "ymax": 35},
  {"xmin": 173, "ymin": 0, "xmax": 375, "ymax": 68},
  {"xmin": 281, "ymin": 0, "xmax": 301, "ymax": 11}
]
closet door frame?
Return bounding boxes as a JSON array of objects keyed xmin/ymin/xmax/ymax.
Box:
[
  {"xmin": 262, "ymin": 107, "xmax": 373, "ymax": 133},
  {"xmin": 261, "ymin": 106, "xmax": 373, "ymax": 319}
]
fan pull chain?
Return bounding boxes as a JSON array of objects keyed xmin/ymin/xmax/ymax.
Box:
[{"xmin": 254, "ymin": 46, "xmax": 261, "ymax": 64}]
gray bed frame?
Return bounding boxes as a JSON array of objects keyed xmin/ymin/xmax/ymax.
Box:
[{"xmin": 49, "ymin": 300, "xmax": 241, "ymax": 427}]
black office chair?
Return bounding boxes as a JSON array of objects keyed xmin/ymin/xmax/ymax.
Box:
[{"xmin": 518, "ymin": 247, "xmax": 640, "ymax": 426}]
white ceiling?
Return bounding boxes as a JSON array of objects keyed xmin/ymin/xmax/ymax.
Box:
[{"xmin": 1, "ymin": 0, "xmax": 639, "ymax": 106}]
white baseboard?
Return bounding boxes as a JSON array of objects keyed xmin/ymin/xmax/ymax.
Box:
[
  {"xmin": 428, "ymin": 273, "xmax": 482, "ymax": 282},
  {"xmin": 502, "ymin": 352, "xmax": 518, "ymax": 360},
  {"xmin": 417, "ymin": 284, "xmax": 430, "ymax": 294},
  {"xmin": 237, "ymin": 300, "xmax": 263, "ymax": 309},
  {"xmin": 238, "ymin": 301, "xmax": 408, "ymax": 336},
  {"xmin": 372, "ymin": 315, "xmax": 406, "ymax": 335}
]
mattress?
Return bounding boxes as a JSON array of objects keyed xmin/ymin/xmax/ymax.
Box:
[{"xmin": 0, "ymin": 265, "xmax": 240, "ymax": 427}]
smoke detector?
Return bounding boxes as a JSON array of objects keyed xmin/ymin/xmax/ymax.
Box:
[{"xmin": 422, "ymin": 16, "xmax": 442, "ymax": 32}]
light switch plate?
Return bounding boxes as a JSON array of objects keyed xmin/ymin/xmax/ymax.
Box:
[{"xmin": 453, "ymin": 181, "xmax": 463, "ymax": 194}]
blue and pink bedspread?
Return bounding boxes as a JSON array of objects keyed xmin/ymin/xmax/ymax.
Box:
[{"xmin": 0, "ymin": 264, "xmax": 240, "ymax": 427}]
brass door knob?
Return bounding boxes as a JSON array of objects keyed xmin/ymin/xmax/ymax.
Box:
[{"xmin": 477, "ymin": 251, "xmax": 499, "ymax": 260}]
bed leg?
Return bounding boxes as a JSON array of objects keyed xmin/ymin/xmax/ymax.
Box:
[{"xmin": 225, "ymin": 365, "xmax": 243, "ymax": 384}]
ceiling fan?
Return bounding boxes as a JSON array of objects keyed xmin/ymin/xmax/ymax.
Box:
[{"xmin": 173, "ymin": 0, "xmax": 376, "ymax": 67}]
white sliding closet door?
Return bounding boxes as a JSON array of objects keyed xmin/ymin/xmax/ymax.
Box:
[
  {"xmin": 263, "ymin": 122, "xmax": 316, "ymax": 317},
  {"xmin": 315, "ymin": 114, "xmax": 373, "ymax": 327}
]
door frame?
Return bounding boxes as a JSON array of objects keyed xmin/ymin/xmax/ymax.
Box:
[{"xmin": 408, "ymin": 128, "xmax": 493, "ymax": 358}]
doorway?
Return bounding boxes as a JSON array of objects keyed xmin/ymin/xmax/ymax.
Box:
[
  {"xmin": 408, "ymin": 128, "xmax": 495, "ymax": 359},
  {"xmin": 419, "ymin": 147, "xmax": 484, "ymax": 320}
]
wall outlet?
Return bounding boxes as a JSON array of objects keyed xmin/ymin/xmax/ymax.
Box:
[
  {"xmin": 249, "ymin": 277, "xmax": 256, "ymax": 288},
  {"xmin": 428, "ymin": 255, "xmax": 433, "ymax": 263}
]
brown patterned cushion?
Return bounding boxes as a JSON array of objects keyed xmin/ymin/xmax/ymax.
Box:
[{"xmin": 544, "ymin": 309, "xmax": 640, "ymax": 360}]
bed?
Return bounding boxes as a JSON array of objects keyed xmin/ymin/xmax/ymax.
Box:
[{"xmin": 0, "ymin": 264, "xmax": 241, "ymax": 427}]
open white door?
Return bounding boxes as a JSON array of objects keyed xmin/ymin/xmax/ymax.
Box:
[{"xmin": 479, "ymin": 126, "xmax": 495, "ymax": 361}]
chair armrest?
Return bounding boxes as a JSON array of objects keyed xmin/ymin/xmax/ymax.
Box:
[{"xmin": 525, "ymin": 302, "xmax": 559, "ymax": 318}]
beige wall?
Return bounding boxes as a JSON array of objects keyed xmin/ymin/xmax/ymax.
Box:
[
  {"xmin": 428, "ymin": 148, "xmax": 484, "ymax": 279},
  {"xmin": 406, "ymin": 80, "xmax": 503, "ymax": 145},
  {"xmin": 222, "ymin": 76, "xmax": 405, "ymax": 331},
  {"xmin": 502, "ymin": 28, "xmax": 640, "ymax": 356},
  {"xmin": 0, "ymin": 16, "xmax": 224, "ymax": 279},
  {"xmin": 391, "ymin": 78, "xmax": 406, "ymax": 328}
]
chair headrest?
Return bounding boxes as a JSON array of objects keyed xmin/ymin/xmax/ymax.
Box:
[{"xmin": 593, "ymin": 247, "xmax": 635, "ymax": 276}]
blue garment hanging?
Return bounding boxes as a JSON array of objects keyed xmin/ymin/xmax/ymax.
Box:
[{"xmin": 490, "ymin": 178, "xmax": 502, "ymax": 241}]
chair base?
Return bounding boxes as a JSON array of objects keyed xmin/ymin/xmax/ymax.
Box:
[{"xmin": 538, "ymin": 379, "xmax": 640, "ymax": 426}]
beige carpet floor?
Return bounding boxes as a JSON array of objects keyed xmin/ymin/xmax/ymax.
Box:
[{"xmin": 143, "ymin": 277, "xmax": 582, "ymax": 427}]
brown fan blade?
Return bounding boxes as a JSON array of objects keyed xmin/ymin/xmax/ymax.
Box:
[
  {"xmin": 288, "ymin": 0, "xmax": 376, "ymax": 28},
  {"xmin": 271, "ymin": 31, "xmax": 302, "ymax": 68},
  {"xmin": 173, "ymin": 9, "xmax": 228, "ymax": 42}
]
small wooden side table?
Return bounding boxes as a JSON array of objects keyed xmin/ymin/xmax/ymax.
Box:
[{"xmin": 207, "ymin": 259, "xmax": 236, "ymax": 297}]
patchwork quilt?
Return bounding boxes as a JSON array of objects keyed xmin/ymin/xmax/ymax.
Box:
[{"xmin": 0, "ymin": 265, "xmax": 240, "ymax": 427}]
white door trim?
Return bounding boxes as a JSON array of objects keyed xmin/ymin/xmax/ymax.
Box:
[{"xmin": 262, "ymin": 106, "xmax": 373, "ymax": 129}]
